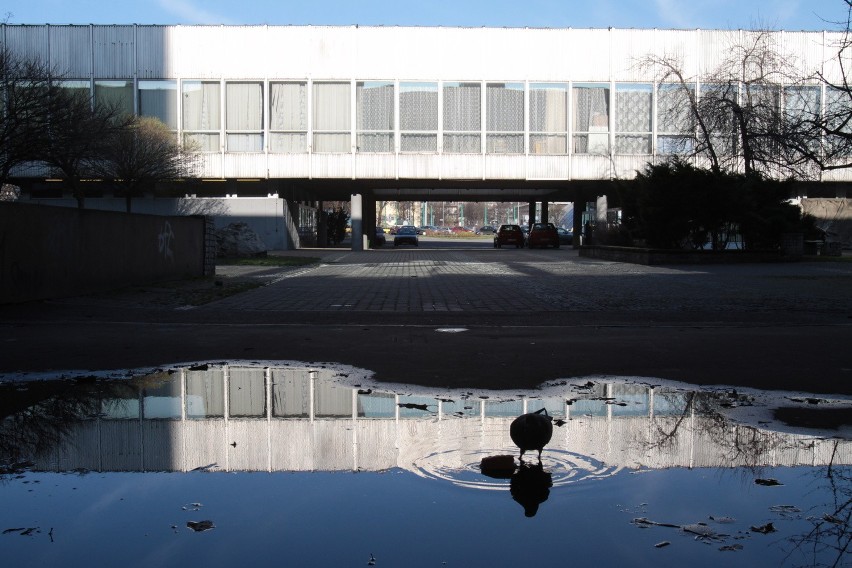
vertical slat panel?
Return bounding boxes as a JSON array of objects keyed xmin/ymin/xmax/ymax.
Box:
[
  {"xmin": 49, "ymin": 25, "xmax": 91, "ymax": 77},
  {"xmin": 93, "ymin": 25, "xmax": 135, "ymax": 78}
]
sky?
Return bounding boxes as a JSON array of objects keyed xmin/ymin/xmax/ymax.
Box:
[{"xmin": 1, "ymin": 0, "xmax": 850, "ymax": 31}]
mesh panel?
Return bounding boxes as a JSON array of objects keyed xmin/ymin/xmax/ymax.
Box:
[
  {"xmin": 615, "ymin": 85, "xmax": 651, "ymax": 132},
  {"xmin": 400, "ymin": 86, "xmax": 438, "ymax": 130},
  {"xmin": 357, "ymin": 133, "xmax": 394, "ymax": 152},
  {"xmin": 444, "ymin": 133, "xmax": 481, "ymax": 153},
  {"xmin": 401, "ymin": 133, "xmax": 437, "ymax": 152},
  {"xmin": 443, "ymin": 83, "xmax": 481, "ymax": 131},
  {"xmin": 357, "ymin": 82, "xmax": 394, "ymax": 130},
  {"xmin": 615, "ymin": 134, "xmax": 651, "ymax": 154},
  {"xmin": 486, "ymin": 83, "xmax": 523, "ymax": 132},
  {"xmin": 657, "ymin": 135, "xmax": 695, "ymax": 154}
]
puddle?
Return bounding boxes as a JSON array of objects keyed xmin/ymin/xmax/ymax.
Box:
[{"xmin": 1, "ymin": 362, "xmax": 850, "ymax": 567}]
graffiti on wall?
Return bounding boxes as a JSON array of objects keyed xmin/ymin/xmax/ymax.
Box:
[{"xmin": 158, "ymin": 221, "xmax": 175, "ymax": 262}]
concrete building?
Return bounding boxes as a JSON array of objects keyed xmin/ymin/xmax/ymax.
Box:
[{"xmin": 3, "ymin": 25, "xmax": 851, "ymax": 249}]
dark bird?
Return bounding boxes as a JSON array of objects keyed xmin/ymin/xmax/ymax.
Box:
[{"xmin": 510, "ymin": 408, "xmax": 553, "ymax": 461}]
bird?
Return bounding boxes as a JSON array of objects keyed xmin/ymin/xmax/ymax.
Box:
[{"xmin": 510, "ymin": 408, "xmax": 553, "ymax": 462}]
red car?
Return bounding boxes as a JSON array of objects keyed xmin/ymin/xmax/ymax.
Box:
[
  {"xmin": 493, "ymin": 224, "xmax": 524, "ymax": 248},
  {"xmin": 526, "ymin": 222, "xmax": 560, "ymax": 248}
]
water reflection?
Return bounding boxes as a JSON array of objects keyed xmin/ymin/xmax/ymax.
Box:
[{"xmin": 1, "ymin": 363, "xmax": 850, "ymax": 566}]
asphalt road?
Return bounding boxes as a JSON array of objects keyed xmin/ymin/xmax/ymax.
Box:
[{"xmin": 2, "ymin": 238, "xmax": 851, "ymax": 396}]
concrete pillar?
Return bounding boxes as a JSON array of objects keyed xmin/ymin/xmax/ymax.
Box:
[
  {"xmin": 363, "ymin": 194, "xmax": 377, "ymax": 249},
  {"xmin": 351, "ymin": 193, "xmax": 364, "ymax": 251},
  {"xmin": 572, "ymin": 200, "xmax": 586, "ymax": 248},
  {"xmin": 316, "ymin": 201, "xmax": 328, "ymax": 247},
  {"xmin": 527, "ymin": 201, "xmax": 536, "ymax": 227},
  {"xmin": 540, "ymin": 201, "xmax": 549, "ymax": 224}
]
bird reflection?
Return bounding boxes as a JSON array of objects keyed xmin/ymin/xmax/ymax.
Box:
[
  {"xmin": 510, "ymin": 408, "xmax": 553, "ymax": 462},
  {"xmin": 510, "ymin": 462, "xmax": 553, "ymax": 517}
]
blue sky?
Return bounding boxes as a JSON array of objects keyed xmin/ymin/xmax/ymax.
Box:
[{"xmin": 1, "ymin": 0, "xmax": 849, "ymax": 31}]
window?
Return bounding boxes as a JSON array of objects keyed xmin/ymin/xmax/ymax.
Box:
[
  {"xmin": 56, "ymin": 79, "xmax": 91, "ymax": 103},
  {"xmin": 139, "ymin": 80, "xmax": 177, "ymax": 129},
  {"xmin": 356, "ymin": 81, "xmax": 394, "ymax": 152},
  {"xmin": 443, "ymin": 82, "xmax": 481, "ymax": 153},
  {"xmin": 615, "ymin": 84, "xmax": 651, "ymax": 154},
  {"xmin": 824, "ymin": 87, "xmax": 852, "ymax": 157},
  {"xmin": 313, "ymin": 81, "xmax": 351, "ymax": 153},
  {"xmin": 269, "ymin": 81, "xmax": 308, "ymax": 153},
  {"xmin": 226, "ymin": 82, "xmax": 263, "ymax": 152},
  {"xmin": 529, "ymin": 83, "xmax": 567, "ymax": 154},
  {"xmin": 182, "ymin": 80, "xmax": 221, "ymax": 152},
  {"xmin": 486, "ymin": 83, "xmax": 524, "ymax": 154},
  {"xmin": 573, "ymin": 83, "xmax": 610, "ymax": 154},
  {"xmin": 657, "ymin": 83, "xmax": 695, "ymax": 154},
  {"xmin": 94, "ymin": 80, "xmax": 133, "ymax": 116},
  {"xmin": 400, "ymin": 82, "xmax": 438, "ymax": 152}
]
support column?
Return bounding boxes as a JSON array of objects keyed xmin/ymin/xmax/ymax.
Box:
[
  {"xmin": 540, "ymin": 201, "xmax": 549, "ymax": 225},
  {"xmin": 527, "ymin": 201, "xmax": 537, "ymax": 227},
  {"xmin": 351, "ymin": 193, "xmax": 364, "ymax": 251},
  {"xmin": 363, "ymin": 194, "xmax": 377, "ymax": 249},
  {"xmin": 316, "ymin": 201, "xmax": 328, "ymax": 247},
  {"xmin": 572, "ymin": 199, "xmax": 586, "ymax": 248}
]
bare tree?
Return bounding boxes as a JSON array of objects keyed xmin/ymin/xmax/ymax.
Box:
[
  {"xmin": 642, "ymin": 30, "xmax": 823, "ymax": 179},
  {"xmin": 93, "ymin": 116, "xmax": 199, "ymax": 213}
]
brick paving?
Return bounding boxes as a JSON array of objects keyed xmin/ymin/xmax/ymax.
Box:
[{"xmin": 207, "ymin": 243, "xmax": 852, "ymax": 316}]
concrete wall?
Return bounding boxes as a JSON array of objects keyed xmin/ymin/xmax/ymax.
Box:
[
  {"xmin": 801, "ymin": 198, "xmax": 852, "ymax": 249},
  {"xmin": 0, "ymin": 202, "xmax": 208, "ymax": 304},
  {"xmin": 21, "ymin": 196, "xmax": 292, "ymax": 251}
]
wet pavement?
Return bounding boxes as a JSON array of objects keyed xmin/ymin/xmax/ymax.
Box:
[{"xmin": 1, "ymin": 240, "xmax": 851, "ymax": 396}]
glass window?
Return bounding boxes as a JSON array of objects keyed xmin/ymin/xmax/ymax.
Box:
[
  {"xmin": 657, "ymin": 83, "xmax": 695, "ymax": 155},
  {"xmin": 356, "ymin": 81, "xmax": 394, "ymax": 152},
  {"xmin": 573, "ymin": 83, "xmax": 610, "ymax": 154},
  {"xmin": 486, "ymin": 82, "xmax": 524, "ymax": 154},
  {"xmin": 182, "ymin": 80, "xmax": 221, "ymax": 152},
  {"xmin": 400, "ymin": 82, "xmax": 438, "ymax": 152},
  {"xmin": 226, "ymin": 82, "xmax": 263, "ymax": 152},
  {"xmin": 443, "ymin": 82, "xmax": 481, "ymax": 153},
  {"xmin": 529, "ymin": 83, "xmax": 567, "ymax": 154},
  {"xmin": 614, "ymin": 83, "xmax": 651, "ymax": 154},
  {"xmin": 94, "ymin": 80, "xmax": 133, "ymax": 116},
  {"xmin": 269, "ymin": 81, "xmax": 307, "ymax": 153},
  {"xmin": 824, "ymin": 87, "xmax": 852, "ymax": 157},
  {"xmin": 313, "ymin": 81, "xmax": 351, "ymax": 153},
  {"xmin": 56, "ymin": 79, "xmax": 91, "ymax": 103},
  {"xmin": 228, "ymin": 368, "xmax": 266, "ymax": 418},
  {"xmin": 139, "ymin": 80, "xmax": 177, "ymax": 129}
]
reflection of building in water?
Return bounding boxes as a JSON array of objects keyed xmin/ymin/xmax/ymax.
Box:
[{"xmin": 17, "ymin": 366, "xmax": 852, "ymax": 474}]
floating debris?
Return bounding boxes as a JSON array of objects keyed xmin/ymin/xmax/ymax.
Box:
[
  {"xmin": 769, "ymin": 505, "xmax": 801, "ymax": 516},
  {"xmin": 755, "ymin": 478, "xmax": 783, "ymax": 486},
  {"xmin": 750, "ymin": 523, "xmax": 776, "ymax": 534},
  {"xmin": 654, "ymin": 541, "xmax": 671, "ymax": 548},
  {"xmin": 186, "ymin": 520, "xmax": 215, "ymax": 532},
  {"xmin": 3, "ymin": 527, "xmax": 39, "ymax": 536},
  {"xmin": 709, "ymin": 516, "xmax": 736, "ymax": 524},
  {"xmin": 367, "ymin": 553, "xmax": 376, "ymax": 565},
  {"xmin": 397, "ymin": 403, "xmax": 430, "ymax": 411},
  {"xmin": 719, "ymin": 544, "xmax": 743, "ymax": 552}
]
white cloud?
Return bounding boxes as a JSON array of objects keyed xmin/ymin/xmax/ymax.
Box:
[{"xmin": 157, "ymin": 0, "xmax": 237, "ymax": 25}]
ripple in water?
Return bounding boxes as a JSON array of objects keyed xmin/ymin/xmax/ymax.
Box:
[{"xmin": 410, "ymin": 447, "xmax": 623, "ymax": 491}]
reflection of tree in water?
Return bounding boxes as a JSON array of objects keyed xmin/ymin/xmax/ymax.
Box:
[
  {"xmin": 0, "ymin": 377, "xmax": 141, "ymax": 472},
  {"xmin": 648, "ymin": 390, "xmax": 784, "ymax": 468},
  {"xmin": 785, "ymin": 447, "xmax": 850, "ymax": 568}
]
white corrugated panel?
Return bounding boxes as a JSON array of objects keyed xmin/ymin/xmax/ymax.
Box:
[
  {"xmin": 355, "ymin": 154, "xmax": 396, "ymax": 178},
  {"xmin": 571, "ymin": 155, "xmax": 611, "ymax": 180},
  {"xmin": 611, "ymin": 29, "xmax": 657, "ymax": 82},
  {"xmin": 270, "ymin": 420, "xmax": 316, "ymax": 471},
  {"xmin": 783, "ymin": 31, "xmax": 828, "ymax": 79},
  {"xmin": 100, "ymin": 420, "xmax": 143, "ymax": 471},
  {"xmin": 821, "ymin": 31, "xmax": 849, "ymax": 84},
  {"xmin": 92, "ymin": 25, "xmax": 134, "ymax": 78},
  {"xmin": 527, "ymin": 155, "xmax": 570, "ymax": 179},
  {"xmin": 48, "ymin": 26, "xmax": 91, "ymax": 77},
  {"xmin": 568, "ymin": 29, "xmax": 611, "ymax": 81},
  {"xmin": 216, "ymin": 26, "xmax": 269, "ymax": 79},
  {"xmin": 311, "ymin": 153, "xmax": 353, "ymax": 178},
  {"xmin": 656, "ymin": 29, "xmax": 700, "ymax": 78},
  {"xmin": 183, "ymin": 419, "xmax": 227, "ymax": 471},
  {"xmin": 223, "ymin": 153, "xmax": 267, "ymax": 178},
  {"xmin": 136, "ymin": 25, "xmax": 173, "ymax": 78},
  {"xmin": 484, "ymin": 155, "xmax": 526, "ymax": 179},
  {"xmin": 173, "ymin": 25, "xmax": 225, "ymax": 79},
  {"xmin": 441, "ymin": 154, "xmax": 484, "ymax": 179},
  {"xmin": 312, "ymin": 420, "xmax": 354, "ymax": 470},
  {"xmin": 352, "ymin": 27, "xmax": 406, "ymax": 80},
  {"xmin": 265, "ymin": 26, "xmax": 325, "ymax": 78},
  {"xmin": 303, "ymin": 26, "xmax": 358, "ymax": 79},
  {"xmin": 612, "ymin": 155, "xmax": 647, "ymax": 179},
  {"xmin": 228, "ymin": 419, "xmax": 270, "ymax": 471},
  {"xmin": 142, "ymin": 420, "xmax": 184, "ymax": 471},
  {"xmin": 4, "ymin": 24, "xmax": 49, "ymax": 61},
  {"xmin": 698, "ymin": 29, "xmax": 738, "ymax": 76},
  {"xmin": 397, "ymin": 154, "xmax": 440, "ymax": 179},
  {"xmin": 198, "ymin": 153, "xmax": 224, "ymax": 178},
  {"xmin": 355, "ymin": 420, "xmax": 398, "ymax": 470},
  {"xmin": 268, "ymin": 154, "xmax": 311, "ymax": 178}
]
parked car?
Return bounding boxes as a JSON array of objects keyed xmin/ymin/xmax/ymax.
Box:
[
  {"xmin": 526, "ymin": 222, "xmax": 560, "ymax": 248},
  {"xmin": 493, "ymin": 224, "xmax": 524, "ymax": 248},
  {"xmin": 476, "ymin": 225, "xmax": 497, "ymax": 235},
  {"xmin": 373, "ymin": 227, "xmax": 387, "ymax": 247},
  {"xmin": 393, "ymin": 225, "xmax": 419, "ymax": 247},
  {"xmin": 557, "ymin": 227, "xmax": 573, "ymax": 245}
]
